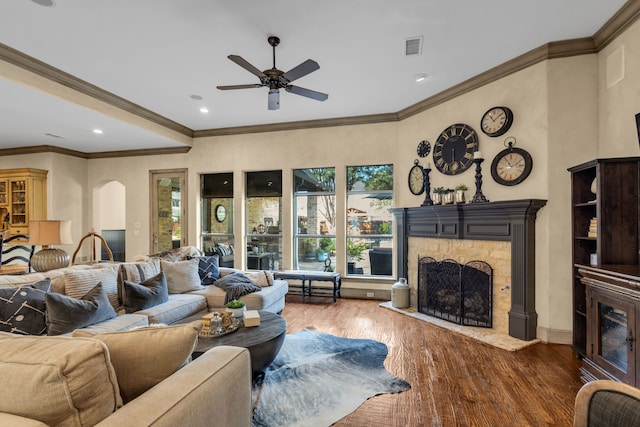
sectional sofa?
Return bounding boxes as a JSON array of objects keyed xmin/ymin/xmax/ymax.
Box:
[{"xmin": 0, "ymin": 246, "xmax": 288, "ymax": 426}]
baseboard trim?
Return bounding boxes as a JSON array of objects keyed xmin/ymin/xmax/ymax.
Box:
[{"xmin": 536, "ymin": 327, "xmax": 573, "ymax": 345}]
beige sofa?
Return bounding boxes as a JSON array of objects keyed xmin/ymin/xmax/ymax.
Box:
[{"xmin": 0, "ymin": 327, "xmax": 252, "ymax": 426}]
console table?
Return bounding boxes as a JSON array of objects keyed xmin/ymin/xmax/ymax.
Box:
[
  {"xmin": 247, "ymin": 252, "xmax": 273, "ymax": 270},
  {"xmin": 273, "ymin": 270, "xmax": 342, "ymax": 302}
]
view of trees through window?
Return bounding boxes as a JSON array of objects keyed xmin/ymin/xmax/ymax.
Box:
[{"xmin": 346, "ymin": 164, "xmax": 394, "ymax": 276}]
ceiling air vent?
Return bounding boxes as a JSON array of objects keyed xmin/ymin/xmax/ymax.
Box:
[{"xmin": 405, "ymin": 36, "xmax": 423, "ymax": 56}]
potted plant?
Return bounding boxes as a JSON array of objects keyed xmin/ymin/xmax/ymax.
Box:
[
  {"xmin": 432, "ymin": 187, "xmax": 446, "ymax": 205},
  {"xmin": 317, "ymin": 237, "xmax": 335, "ymax": 261},
  {"xmin": 225, "ymin": 299, "xmax": 246, "ymax": 318},
  {"xmin": 455, "ymin": 184, "xmax": 468, "ymax": 204},
  {"xmin": 347, "ymin": 238, "xmax": 369, "ymax": 274},
  {"xmin": 441, "ymin": 188, "xmax": 454, "ymax": 204}
]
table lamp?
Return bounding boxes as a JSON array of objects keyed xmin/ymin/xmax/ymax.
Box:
[{"xmin": 29, "ymin": 220, "xmax": 73, "ymax": 271}]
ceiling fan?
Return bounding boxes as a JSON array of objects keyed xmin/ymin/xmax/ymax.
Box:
[{"xmin": 217, "ymin": 36, "xmax": 328, "ymax": 110}]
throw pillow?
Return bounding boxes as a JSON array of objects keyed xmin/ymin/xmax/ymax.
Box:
[
  {"xmin": 187, "ymin": 255, "xmax": 220, "ymax": 285},
  {"xmin": 160, "ymin": 259, "xmax": 204, "ymax": 293},
  {"xmin": 244, "ymin": 270, "xmax": 274, "ymax": 287},
  {"xmin": 0, "ymin": 332, "xmax": 122, "ymax": 426},
  {"xmin": 118, "ymin": 259, "xmax": 161, "ymax": 303},
  {"xmin": 72, "ymin": 320, "xmax": 203, "ymax": 403},
  {"xmin": 122, "ymin": 272, "xmax": 169, "ymax": 313},
  {"xmin": 46, "ymin": 283, "xmax": 118, "ymax": 335},
  {"xmin": 214, "ymin": 272, "xmax": 261, "ymax": 304},
  {"xmin": 0, "ymin": 278, "xmax": 50, "ymax": 335},
  {"xmin": 63, "ymin": 265, "xmax": 120, "ymax": 310}
]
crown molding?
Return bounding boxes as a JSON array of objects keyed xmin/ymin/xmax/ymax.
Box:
[
  {"xmin": 1, "ymin": 0, "xmax": 638, "ymax": 157},
  {"xmin": 0, "ymin": 43, "xmax": 193, "ymax": 139}
]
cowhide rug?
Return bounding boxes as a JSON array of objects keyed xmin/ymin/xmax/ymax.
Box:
[{"xmin": 251, "ymin": 329, "xmax": 410, "ymax": 427}]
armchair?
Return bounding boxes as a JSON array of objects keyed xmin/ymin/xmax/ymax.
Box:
[{"xmin": 574, "ymin": 380, "xmax": 640, "ymax": 426}]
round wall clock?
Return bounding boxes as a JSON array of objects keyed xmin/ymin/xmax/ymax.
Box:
[
  {"xmin": 432, "ymin": 123, "xmax": 478, "ymax": 175},
  {"xmin": 480, "ymin": 106, "xmax": 513, "ymax": 137},
  {"xmin": 417, "ymin": 140, "xmax": 431, "ymax": 157},
  {"xmin": 490, "ymin": 140, "xmax": 533, "ymax": 186},
  {"xmin": 408, "ymin": 160, "xmax": 425, "ymax": 195},
  {"xmin": 215, "ymin": 204, "xmax": 227, "ymax": 222}
]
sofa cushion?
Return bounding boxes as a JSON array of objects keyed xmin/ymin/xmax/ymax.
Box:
[
  {"xmin": 0, "ymin": 272, "xmax": 47, "ymax": 288},
  {"xmin": 161, "ymin": 258, "xmax": 204, "ymax": 293},
  {"xmin": 238, "ymin": 279, "xmax": 288, "ymax": 311},
  {"xmin": 213, "ymin": 271, "xmax": 261, "ymax": 304},
  {"xmin": 0, "ymin": 278, "xmax": 50, "ymax": 335},
  {"xmin": 0, "ymin": 332, "xmax": 122, "ymax": 427},
  {"xmin": 135, "ymin": 293, "xmax": 207, "ymax": 325},
  {"xmin": 123, "ymin": 271, "xmax": 169, "ymax": 313},
  {"xmin": 64, "ymin": 265, "xmax": 120, "ymax": 310},
  {"xmin": 72, "ymin": 313, "xmax": 149, "ymax": 336},
  {"xmin": 188, "ymin": 254, "xmax": 221, "ymax": 285},
  {"xmin": 72, "ymin": 321, "xmax": 203, "ymax": 403},
  {"xmin": 46, "ymin": 283, "xmax": 118, "ymax": 335}
]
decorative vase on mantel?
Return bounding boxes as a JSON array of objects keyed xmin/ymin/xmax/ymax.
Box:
[
  {"xmin": 455, "ymin": 190, "xmax": 466, "ymax": 204},
  {"xmin": 443, "ymin": 191, "xmax": 455, "ymax": 205}
]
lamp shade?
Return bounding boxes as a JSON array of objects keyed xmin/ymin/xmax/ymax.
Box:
[{"xmin": 29, "ymin": 220, "xmax": 73, "ymax": 246}]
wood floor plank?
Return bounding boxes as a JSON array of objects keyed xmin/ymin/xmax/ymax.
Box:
[{"xmin": 280, "ymin": 296, "xmax": 582, "ymax": 427}]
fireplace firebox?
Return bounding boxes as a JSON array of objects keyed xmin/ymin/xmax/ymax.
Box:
[{"xmin": 418, "ymin": 257, "xmax": 493, "ymax": 328}]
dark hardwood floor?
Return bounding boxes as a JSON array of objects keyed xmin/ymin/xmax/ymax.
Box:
[{"xmin": 279, "ymin": 295, "xmax": 582, "ymax": 427}]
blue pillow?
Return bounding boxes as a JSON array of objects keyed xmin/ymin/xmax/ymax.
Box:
[
  {"xmin": 123, "ymin": 271, "xmax": 169, "ymax": 313},
  {"xmin": 0, "ymin": 278, "xmax": 50, "ymax": 335},
  {"xmin": 188, "ymin": 255, "xmax": 220, "ymax": 285},
  {"xmin": 46, "ymin": 283, "xmax": 117, "ymax": 335}
]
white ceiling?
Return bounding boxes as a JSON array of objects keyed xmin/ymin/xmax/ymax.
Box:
[{"xmin": 0, "ymin": 0, "xmax": 627, "ymax": 153}]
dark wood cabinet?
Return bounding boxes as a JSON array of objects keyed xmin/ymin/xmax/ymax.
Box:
[
  {"xmin": 578, "ymin": 265, "xmax": 640, "ymax": 385},
  {"xmin": 569, "ymin": 158, "xmax": 640, "ymax": 358}
]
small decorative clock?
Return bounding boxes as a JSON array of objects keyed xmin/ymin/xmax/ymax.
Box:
[
  {"xmin": 490, "ymin": 138, "xmax": 533, "ymax": 186},
  {"xmin": 417, "ymin": 140, "xmax": 431, "ymax": 158},
  {"xmin": 215, "ymin": 204, "xmax": 227, "ymax": 222},
  {"xmin": 408, "ymin": 159, "xmax": 425, "ymax": 195},
  {"xmin": 433, "ymin": 123, "xmax": 478, "ymax": 175},
  {"xmin": 480, "ymin": 106, "xmax": 513, "ymax": 137}
]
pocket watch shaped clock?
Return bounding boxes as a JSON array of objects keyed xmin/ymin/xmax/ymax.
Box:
[
  {"xmin": 481, "ymin": 106, "xmax": 513, "ymax": 137},
  {"xmin": 408, "ymin": 160, "xmax": 425, "ymax": 195},
  {"xmin": 433, "ymin": 123, "xmax": 478, "ymax": 175},
  {"xmin": 490, "ymin": 140, "xmax": 533, "ymax": 186}
]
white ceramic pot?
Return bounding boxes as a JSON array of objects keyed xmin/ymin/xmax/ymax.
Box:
[{"xmin": 226, "ymin": 306, "xmax": 246, "ymax": 318}]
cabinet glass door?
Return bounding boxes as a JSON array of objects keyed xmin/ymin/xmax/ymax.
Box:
[{"xmin": 591, "ymin": 289, "xmax": 634, "ymax": 384}]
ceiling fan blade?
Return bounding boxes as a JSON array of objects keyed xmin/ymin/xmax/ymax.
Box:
[
  {"xmin": 268, "ymin": 89, "xmax": 280, "ymax": 110},
  {"xmin": 216, "ymin": 84, "xmax": 262, "ymax": 90},
  {"xmin": 227, "ymin": 55, "xmax": 267, "ymax": 79},
  {"xmin": 281, "ymin": 59, "xmax": 320, "ymax": 83},
  {"xmin": 285, "ymin": 85, "xmax": 328, "ymax": 102}
]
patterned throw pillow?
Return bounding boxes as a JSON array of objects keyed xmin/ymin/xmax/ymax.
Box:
[
  {"xmin": 0, "ymin": 279, "xmax": 51, "ymax": 335},
  {"xmin": 46, "ymin": 283, "xmax": 118, "ymax": 335},
  {"xmin": 63, "ymin": 265, "xmax": 120, "ymax": 311},
  {"xmin": 244, "ymin": 270, "xmax": 274, "ymax": 287},
  {"xmin": 187, "ymin": 255, "xmax": 220, "ymax": 285},
  {"xmin": 122, "ymin": 272, "xmax": 169, "ymax": 313}
]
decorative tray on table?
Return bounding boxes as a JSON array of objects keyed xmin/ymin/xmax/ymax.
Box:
[{"xmin": 199, "ymin": 312, "xmax": 240, "ymax": 337}]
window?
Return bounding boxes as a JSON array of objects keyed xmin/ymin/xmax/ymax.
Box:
[
  {"xmin": 201, "ymin": 173, "xmax": 234, "ymax": 266},
  {"xmin": 293, "ymin": 168, "xmax": 336, "ymax": 272},
  {"xmin": 246, "ymin": 170, "xmax": 282, "ymax": 270},
  {"xmin": 346, "ymin": 164, "xmax": 394, "ymax": 276}
]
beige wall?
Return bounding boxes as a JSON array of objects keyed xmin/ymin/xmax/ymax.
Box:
[{"xmin": 3, "ymin": 20, "xmax": 640, "ymax": 343}]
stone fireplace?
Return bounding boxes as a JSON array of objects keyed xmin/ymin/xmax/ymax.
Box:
[{"xmin": 391, "ymin": 199, "xmax": 546, "ymax": 341}]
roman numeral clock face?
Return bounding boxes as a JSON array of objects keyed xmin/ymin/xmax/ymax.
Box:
[
  {"xmin": 433, "ymin": 123, "xmax": 478, "ymax": 175},
  {"xmin": 490, "ymin": 146, "xmax": 533, "ymax": 186}
]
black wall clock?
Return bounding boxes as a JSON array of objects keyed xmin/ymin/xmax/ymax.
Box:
[
  {"xmin": 417, "ymin": 140, "xmax": 431, "ymax": 157},
  {"xmin": 490, "ymin": 139, "xmax": 533, "ymax": 186},
  {"xmin": 215, "ymin": 204, "xmax": 227, "ymax": 222},
  {"xmin": 408, "ymin": 159, "xmax": 425, "ymax": 195},
  {"xmin": 433, "ymin": 123, "xmax": 478, "ymax": 175},
  {"xmin": 480, "ymin": 106, "xmax": 513, "ymax": 137}
]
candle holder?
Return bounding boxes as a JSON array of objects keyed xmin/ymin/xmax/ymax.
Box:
[
  {"xmin": 470, "ymin": 158, "xmax": 489, "ymax": 203},
  {"xmin": 421, "ymin": 166, "xmax": 433, "ymax": 206}
]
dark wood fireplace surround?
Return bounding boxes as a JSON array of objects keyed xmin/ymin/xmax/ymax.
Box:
[{"xmin": 391, "ymin": 199, "xmax": 547, "ymax": 341}]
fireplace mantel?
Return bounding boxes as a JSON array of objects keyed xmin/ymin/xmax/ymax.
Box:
[{"xmin": 391, "ymin": 199, "xmax": 547, "ymax": 341}]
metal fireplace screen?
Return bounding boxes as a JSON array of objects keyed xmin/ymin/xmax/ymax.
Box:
[{"xmin": 418, "ymin": 257, "xmax": 493, "ymax": 328}]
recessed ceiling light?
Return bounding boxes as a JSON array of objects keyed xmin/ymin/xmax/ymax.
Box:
[
  {"xmin": 190, "ymin": 94, "xmax": 203, "ymax": 100},
  {"xmin": 200, "ymin": 107, "xmax": 209, "ymax": 113},
  {"xmin": 93, "ymin": 129, "xmax": 103, "ymax": 134},
  {"xmin": 31, "ymin": 0, "xmax": 55, "ymax": 6},
  {"xmin": 414, "ymin": 73, "xmax": 429, "ymax": 83}
]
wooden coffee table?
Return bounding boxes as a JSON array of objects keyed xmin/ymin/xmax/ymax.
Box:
[{"xmin": 180, "ymin": 310, "xmax": 287, "ymax": 377}]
